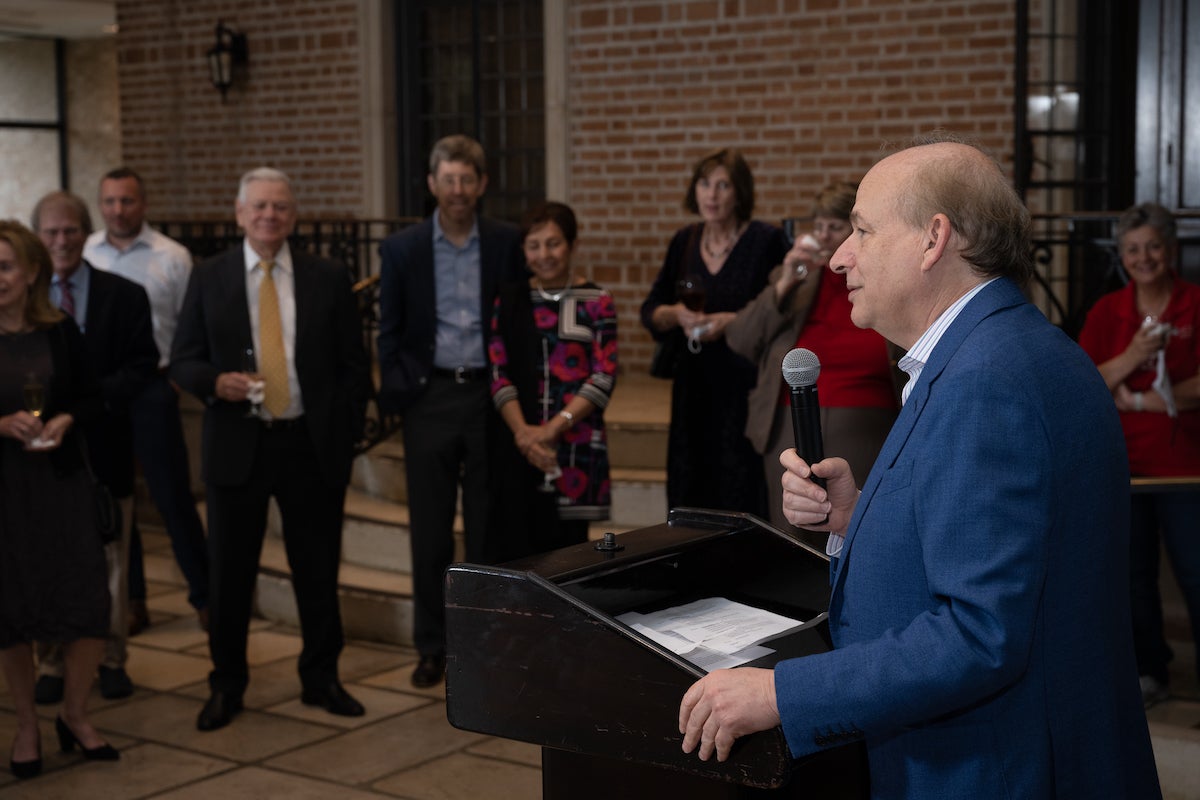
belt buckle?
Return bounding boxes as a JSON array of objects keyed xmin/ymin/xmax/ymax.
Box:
[{"xmin": 454, "ymin": 366, "xmax": 468, "ymax": 384}]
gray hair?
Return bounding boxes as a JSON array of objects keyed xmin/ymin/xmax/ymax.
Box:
[
  {"xmin": 237, "ymin": 167, "xmax": 293, "ymax": 204},
  {"xmin": 1115, "ymin": 202, "xmax": 1176, "ymax": 249},
  {"xmin": 428, "ymin": 135, "xmax": 486, "ymax": 177}
]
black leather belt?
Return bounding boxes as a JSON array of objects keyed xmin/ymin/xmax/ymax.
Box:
[
  {"xmin": 433, "ymin": 366, "xmax": 489, "ymax": 384},
  {"xmin": 260, "ymin": 415, "xmax": 305, "ymax": 430}
]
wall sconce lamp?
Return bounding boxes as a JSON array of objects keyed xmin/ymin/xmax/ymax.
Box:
[{"xmin": 206, "ymin": 20, "xmax": 248, "ymax": 101}]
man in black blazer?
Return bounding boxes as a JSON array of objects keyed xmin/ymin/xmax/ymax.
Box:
[
  {"xmin": 171, "ymin": 168, "xmax": 369, "ymax": 731},
  {"xmin": 32, "ymin": 191, "xmax": 159, "ymax": 703},
  {"xmin": 378, "ymin": 135, "xmax": 525, "ymax": 687}
]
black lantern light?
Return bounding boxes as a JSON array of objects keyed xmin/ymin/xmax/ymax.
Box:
[{"xmin": 206, "ymin": 20, "xmax": 248, "ymax": 101}]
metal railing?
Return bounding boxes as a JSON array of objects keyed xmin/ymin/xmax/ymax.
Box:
[{"xmin": 158, "ymin": 213, "xmax": 1200, "ymax": 452}]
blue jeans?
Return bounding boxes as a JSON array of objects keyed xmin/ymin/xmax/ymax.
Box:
[{"xmin": 1129, "ymin": 490, "xmax": 1200, "ymax": 684}]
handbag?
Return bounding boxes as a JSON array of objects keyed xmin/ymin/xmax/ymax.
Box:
[
  {"xmin": 647, "ymin": 224, "xmax": 700, "ymax": 380},
  {"xmin": 649, "ymin": 330, "xmax": 685, "ymax": 379}
]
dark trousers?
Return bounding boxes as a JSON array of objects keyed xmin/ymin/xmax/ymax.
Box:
[
  {"xmin": 1130, "ymin": 490, "xmax": 1200, "ymax": 684},
  {"xmin": 128, "ymin": 375, "xmax": 210, "ymax": 610},
  {"xmin": 403, "ymin": 374, "xmax": 493, "ymax": 657},
  {"xmin": 204, "ymin": 421, "xmax": 346, "ymax": 695}
]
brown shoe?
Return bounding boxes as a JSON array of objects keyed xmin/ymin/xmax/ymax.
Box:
[{"xmin": 128, "ymin": 600, "xmax": 150, "ymax": 636}]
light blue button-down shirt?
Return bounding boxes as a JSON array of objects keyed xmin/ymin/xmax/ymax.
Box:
[{"xmin": 431, "ymin": 212, "xmax": 485, "ymax": 370}]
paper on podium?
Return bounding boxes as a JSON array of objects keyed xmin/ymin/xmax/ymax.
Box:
[{"xmin": 618, "ymin": 597, "xmax": 816, "ymax": 672}]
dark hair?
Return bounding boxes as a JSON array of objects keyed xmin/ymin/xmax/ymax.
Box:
[
  {"xmin": 683, "ymin": 148, "xmax": 755, "ymax": 223},
  {"xmin": 520, "ymin": 201, "xmax": 577, "ymax": 246},
  {"xmin": 30, "ymin": 191, "xmax": 93, "ymax": 237},
  {"xmin": 895, "ymin": 131, "xmax": 1033, "ymax": 286},
  {"xmin": 429, "ymin": 134, "xmax": 487, "ymax": 177},
  {"xmin": 0, "ymin": 219, "xmax": 64, "ymax": 329},
  {"xmin": 101, "ymin": 166, "xmax": 146, "ymax": 198},
  {"xmin": 1115, "ymin": 202, "xmax": 1176, "ymax": 249},
  {"xmin": 812, "ymin": 182, "xmax": 857, "ymax": 220}
]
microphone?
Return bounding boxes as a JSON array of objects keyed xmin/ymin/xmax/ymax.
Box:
[{"xmin": 782, "ymin": 347, "xmax": 825, "ymax": 489}]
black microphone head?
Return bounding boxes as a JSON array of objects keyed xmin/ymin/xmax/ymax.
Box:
[{"xmin": 782, "ymin": 347, "xmax": 821, "ymax": 388}]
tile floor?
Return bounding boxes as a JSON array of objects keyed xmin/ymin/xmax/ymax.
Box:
[
  {"xmin": 0, "ymin": 529, "xmax": 542, "ymax": 799},
  {"xmin": 3, "ymin": 527, "xmax": 1198, "ymax": 798}
]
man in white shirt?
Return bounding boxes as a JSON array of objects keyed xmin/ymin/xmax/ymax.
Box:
[{"xmin": 84, "ymin": 168, "xmax": 210, "ymax": 635}]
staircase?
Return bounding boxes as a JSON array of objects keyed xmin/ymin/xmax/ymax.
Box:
[{"xmin": 250, "ymin": 373, "xmax": 672, "ymax": 647}]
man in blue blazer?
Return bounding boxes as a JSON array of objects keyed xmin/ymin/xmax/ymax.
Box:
[
  {"xmin": 679, "ymin": 137, "xmax": 1162, "ymax": 798},
  {"xmin": 377, "ymin": 135, "xmax": 525, "ymax": 688},
  {"xmin": 171, "ymin": 168, "xmax": 369, "ymax": 731}
]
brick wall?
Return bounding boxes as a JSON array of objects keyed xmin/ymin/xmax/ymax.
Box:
[
  {"xmin": 567, "ymin": 0, "xmax": 1019, "ymax": 370},
  {"xmin": 113, "ymin": 0, "xmax": 1022, "ymax": 371},
  {"xmin": 115, "ymin": 0, "xmax": 365, "ymax": 218}
]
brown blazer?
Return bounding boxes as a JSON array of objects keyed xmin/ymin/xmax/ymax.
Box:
[{"xmin": 725, "ymin": 263, "xmax": 824, "ymax": 454}]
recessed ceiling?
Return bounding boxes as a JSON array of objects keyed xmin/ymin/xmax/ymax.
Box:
[{"xmin": 0, "ymin": 0, "xmax": 115, "ymax": 40}]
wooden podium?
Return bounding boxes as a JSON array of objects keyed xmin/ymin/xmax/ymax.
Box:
[{"xmin": 444, "ymin": 508, "xmax": 868, "ymax": 798}]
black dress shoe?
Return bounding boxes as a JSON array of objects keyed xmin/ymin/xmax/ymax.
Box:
[
  {"xmin": 98, "ymin": 666, "xmax": 134, "ymax": 700},
  {"xmin": 301, "ymin": 682, "xmax": 365, "ymax": 717},
  {"xmin": 34, "ymin": 675, "xmax": 63, "ymax": 705},
  {"xmin": 410, "ymin": 654, "xmax": 446, "ymax": 688},
  {"xmin": 55, "ymin": 717, "xmax": 118, "ymax": 761},
  {"xmin": 196, "ymin": 691, "xmax": 243, "ymax": 731}
]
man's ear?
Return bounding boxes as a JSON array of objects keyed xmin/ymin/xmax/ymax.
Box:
[{"xmin": 920, "ymin": 213, "xmax": 952, "ymax": 272}]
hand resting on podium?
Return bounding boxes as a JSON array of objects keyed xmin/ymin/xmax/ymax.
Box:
[{"xmin": 679, "ymin": 666, "xmax": 779, "ymax": 763}]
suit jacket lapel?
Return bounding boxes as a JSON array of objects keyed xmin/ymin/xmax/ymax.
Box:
[{"xmin": 830, "ymin": 278, "xmax": 1026, "ymax": 594}]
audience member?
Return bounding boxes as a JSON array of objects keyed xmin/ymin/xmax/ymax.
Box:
[
  {"xmin": 85, "ymin": 166, "xmax": 210, "ymax": 636},
  {"xmin": 0, "ymin": 220, "xmax": 120, "ymax": 778},
  {"xmin": 32, "ymin": 192, "xmax": 158, "ymax": 704},
  {"xmin": 488, "ymin": 201, "xmax": 617, "ymax": 554},
  {"xmin": 727, "ymin": 182, "xmax": 897, "ymax": 534},
  {"xmin": 170, "ymin": 167, "xmax": 369, "ymax": 731},
  {"xmin": 1078, "ymin": 201, "xmax": 1200, "ymax": 708},
  {"xmin": 678, "ymin": 136, "xmax": 1161, "ymax": 798},
  {"xmin": 377, "ymin": 134, "xmax": 525, "ymax": 688},
  {"xmin": 640, "ymin": 148, "xmax": 788, "ymax": 518}
]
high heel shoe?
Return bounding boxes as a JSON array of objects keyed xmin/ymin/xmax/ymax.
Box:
[
  {"xmin": 9, "ymin": 738, "xmax": 42, "ymax": 780},
  {"xmin": 55, "ymin": 716, "xmax": 119, "ymax": 761}
]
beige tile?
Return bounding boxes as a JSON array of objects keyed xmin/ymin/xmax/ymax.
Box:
[
  {"xmin": 146, "ymin": 588, "xmax": 199, "ymax": 617},
  {"xmin": 150, "ymin": 765, "xmax": 386, "ymax": 799},
  {"xmin": 90, "ymin": 694, "xmax": 339, "ymax": 762},
  {"xmin": 143, "ymin": 552, "xmax": 187, "ymax": 586},
  {"xmin": 337, "ymin": 643, "xmax": 414, "ymax": 684},
  {"xmin": 372, "ymin": 752, "xmax": 541, "ymax": 799},
  {"xmin": 358, "ymin": 664, "xmax": 446, "ymax": 701},
  {"xmin": 144, "ymin": 578, "xmax": 189, "ymax": 599},
  {"xmin": 138, "ymin": 528, "xmax": 175, "ymax": 553},
  {"xmin": 266, "ymin": 684, "xmax": 430, "ymax": 729},
  {"xmin": 132, "ymin": 614, "xmax": 210, "ymax": 652},
  {"xmin": 124, "ymin": 644, "xmax": 212, "ymax": 692},
  {"xmin": 173, "ymin": 658, "xmax": 304, "ymax": 710},
  {"xmin": 465, "ymin": 736, "xmax": 542, "ymax": 768},
  {"xmin": 0, "ymin": 742, "xmax": 234, "ymax": 800},
  {"xmin": 244, "ymin": 629, "xmax": 304, "ymax": 666},
  {"xmin": 265, "ymin": 704, "xmax": 485, "ymax": 784}
]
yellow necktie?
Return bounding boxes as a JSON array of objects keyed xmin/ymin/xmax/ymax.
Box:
[{"xmin": 258, "ymin": 261, "xmax": 291, "ymax": 417}]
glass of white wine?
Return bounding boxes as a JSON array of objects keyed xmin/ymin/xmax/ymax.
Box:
[{"xmin": 23, "ymin": 372, "xmax": 52, "ymax": 449}]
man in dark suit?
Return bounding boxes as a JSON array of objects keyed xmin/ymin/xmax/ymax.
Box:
[
  {"xmin": 171, "ymin": 167, "xmax": 369, "ymax": 731},
  {"xmin": 31, "ymin": 191, "xmax": 159, "ymax": 703},
  {"xmin": 679, "ymin": 137, "xmax": 1161, "ymax": 797},
  {"xmin": 377, "ymin": 134, "xmax": 525, "ymax": 687}
]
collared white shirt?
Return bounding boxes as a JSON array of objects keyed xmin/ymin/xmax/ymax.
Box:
[
  {"xmin": 244, "ymin": 240, "xmax": 303, "ymax": 419},
  {"xmin": 827, "ymin": 278, "xmax": 998, "ymax": 557},
  {"xmin": 85, "ymin": 223, "xmax": 192, "ymax": 368}
]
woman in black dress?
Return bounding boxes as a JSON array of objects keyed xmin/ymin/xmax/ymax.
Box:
[
  {"xmin": 0, "ymin": 221, "xmax": 118, "ymax": 779},
  {"xmin": 641, "ymin": 148, "xmax": 789, "ymax": 517}
]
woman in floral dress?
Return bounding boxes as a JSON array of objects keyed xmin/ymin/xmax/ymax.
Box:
[{"xmin": 488, "ymin": 202, "xmax": 617, "ymax": 556}]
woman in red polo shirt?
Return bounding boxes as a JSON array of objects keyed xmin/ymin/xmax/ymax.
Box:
[
  {"xmin": 1078, "ymin": 202, "xmax": 1200, "ymax": 708},
  {"xmin": 727, "ymin": 182, "xmax": 898, "ymax": 535}
]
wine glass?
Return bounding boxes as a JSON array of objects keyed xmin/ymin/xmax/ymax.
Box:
[
  {"xmin": 242, "ymin": 347, "xmax": 265, "ymax": 418},
  {"xmin": 538, "ymin": 465, "xmax": 562, "ymax": 494},
  {"xmin": 23, "ymin": 372, "xmax": 51, "ymax": 449},
  {"xmin": 677, "ymin": 277, "xmax": 706, "ymax": 312}
]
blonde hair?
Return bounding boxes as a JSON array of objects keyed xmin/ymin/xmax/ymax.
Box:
[{"xmin": 0, "ymin": 219, "xmax": 64, "ymax": 329}]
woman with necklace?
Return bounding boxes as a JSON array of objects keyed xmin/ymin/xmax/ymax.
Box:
[
  {"xmin": 1079, "ymin": 202, "xmax": 1200, "ymax": 709},
  {"xmin": 0, "ymin": 221, "xmax": 118, "ymax": 780},
  {"xmin": 488, "ymin": 202, "xmax": 617, "ymax": 556},
  {"xmin": 640, "ymin": 148, "xmax": 788, "ymax": 517}
]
